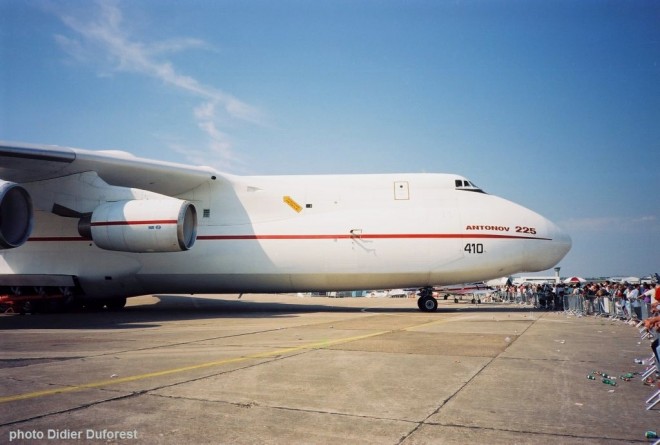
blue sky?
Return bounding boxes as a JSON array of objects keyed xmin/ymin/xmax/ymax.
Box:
[{"xmin": 1, "ymin": 0, "xmax": 658, "ymax": 279}]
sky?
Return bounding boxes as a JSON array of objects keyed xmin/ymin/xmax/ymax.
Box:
[{"xmin": 1, "ymin": 0, "xmax": 658, "ymax": 279}]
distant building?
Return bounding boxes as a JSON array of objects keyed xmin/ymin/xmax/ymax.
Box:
[{"xmin": 511, "ymin": 276, "xmax": 559, "ymax": 286}]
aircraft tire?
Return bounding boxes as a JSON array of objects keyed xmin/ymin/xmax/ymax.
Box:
[{"xmin": 418, "ymin": 296, "xmax": 438, "ymax": 312}]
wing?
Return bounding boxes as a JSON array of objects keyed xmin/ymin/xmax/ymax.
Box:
[
  {"xmin": 0, "ymin": 141, "xmax": 222, "ymax": 252},
  {"xmin": 0, "ymin": 141, "xmax": 219, "ymax": 196}
]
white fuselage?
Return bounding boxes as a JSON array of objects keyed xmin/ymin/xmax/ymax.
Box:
[{"xmin": 1, "ymin": 173, "xmax": 571, "ymax": 299}]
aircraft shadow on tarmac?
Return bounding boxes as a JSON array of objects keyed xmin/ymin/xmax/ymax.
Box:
[{"xmin": 0, "ymin": 294, "xmax": 542, "ymax": 330}]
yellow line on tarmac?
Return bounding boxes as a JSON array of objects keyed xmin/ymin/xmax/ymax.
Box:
[{"xmin": 0, "ymin": 330, "xmax": 389, "ymax": 404}]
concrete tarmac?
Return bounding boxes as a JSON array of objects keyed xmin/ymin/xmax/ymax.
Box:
[{"xmin": 1, "ymin": 294, "xmax": 658, "ymax": 444}]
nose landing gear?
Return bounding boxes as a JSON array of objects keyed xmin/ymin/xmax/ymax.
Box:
[{"xmin": 417, "ymin": 287, "xmax": 438, "ymax": 312}]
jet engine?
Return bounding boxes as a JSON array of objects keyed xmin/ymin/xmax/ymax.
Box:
[
  {"xmin": 79, "ymin": 199, "xmax": 197, "ymax": 253},
  {"xmin": 0, "ymin": 180, "xmax": 34, "ymax": 249}
]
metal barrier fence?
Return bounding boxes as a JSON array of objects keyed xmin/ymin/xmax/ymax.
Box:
[
  {"xmin": 562, "ymin": 294, "xmax": 652, "ymax": 320},
  {"xmin": 494, "ymin": 290, "xmax": 561, "ymax": 309},
  {"xmin": 493, "ymin": 290, "xmax": 540, "ymax": 305},
  {"xmin": 493, "ymin": 291, "xmax": 653, "ymax": 321}
]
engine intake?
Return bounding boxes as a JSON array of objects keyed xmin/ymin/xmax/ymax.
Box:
[
  {"xmin": 79, "ymin": 199, "xmax": 197, "ymax": 253},
  {"xmin": 0, "ymin": 180, "xmax": 34, "ymax": 249}
]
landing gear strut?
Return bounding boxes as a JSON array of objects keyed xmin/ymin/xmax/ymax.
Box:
[{"xmin": 417, "ymin": 287, "xmax": 438, "ymax": 312}]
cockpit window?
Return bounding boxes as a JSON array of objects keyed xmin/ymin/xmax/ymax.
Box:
[{"xmin": 455, "ymin": 178, "xmax": 486, "ymax": 193}]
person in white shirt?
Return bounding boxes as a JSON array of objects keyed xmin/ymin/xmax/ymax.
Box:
[{"xmin": 628, "ymin": 284, "xmax": 641, "ymax": 319}]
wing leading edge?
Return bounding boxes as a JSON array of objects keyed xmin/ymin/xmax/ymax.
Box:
[{"xmin": 0, "ymin": 141, "xmax": 220, "ymax": 196}]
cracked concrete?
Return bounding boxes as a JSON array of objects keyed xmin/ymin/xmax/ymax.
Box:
[{"xmin": 0, "ymin": 294, "xmax": 656, "ymax": 444}]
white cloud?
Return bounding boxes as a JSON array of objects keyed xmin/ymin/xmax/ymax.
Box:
[
  {"xmin": 51, "ymin": 0, "xmax": 263, "ymax": 168},
  {"xmin": 148, "ymin": 38, "xmax": 211, "ymax": 56}
]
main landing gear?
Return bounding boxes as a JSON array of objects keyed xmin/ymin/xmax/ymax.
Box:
[
  {"xmin": 0, "ymin": 287, "xmax": 127, "ymax": 313},
  {"xmin": 417, "ymin": 287, "xmax": 438, "ymax": 312}
]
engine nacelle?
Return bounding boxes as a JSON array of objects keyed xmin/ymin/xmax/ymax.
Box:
[
  {"xmin": 79, "ymin": 199, "xmax": 197, "ymax": 253},
  {"xmin": 0, "ymin": 180, "xmax": 34, "ymax": 249}
]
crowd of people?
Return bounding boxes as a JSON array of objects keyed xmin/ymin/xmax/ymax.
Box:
[
  {"xmin": 568, "ymin": 281, "xmax": 660, "ymax": 319},
  {"xmin": 643, "ymin": 286, "xmax": 660, "ymax": 328},
  {"xmin": 499, "ymin": 280, "xmax": 660, "ymax": 317}
]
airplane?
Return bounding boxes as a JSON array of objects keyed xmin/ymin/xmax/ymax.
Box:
[
  {"xmin": 436, "ymin": 281, "xmax": 493, "ymax": 295},
  {"xmin": 0, "ymin": 141, "xmax": 572, "ymax": 312},
  {"xmin": 434, "ymin": 282, "xmax": 495, "ymax": 303}
]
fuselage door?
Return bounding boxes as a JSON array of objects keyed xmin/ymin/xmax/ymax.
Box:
[{"xmin": 394, "ymin": 181, "xmax": 409, "ymax": 200}]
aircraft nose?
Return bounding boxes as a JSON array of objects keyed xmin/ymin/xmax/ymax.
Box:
[
  {"xmin": 524, "ymin": 216, "xmax": 572, "ymax": 271},
  {"xmin": 547, "ymin": 219, "xmax": 572, "ymax": 261}
]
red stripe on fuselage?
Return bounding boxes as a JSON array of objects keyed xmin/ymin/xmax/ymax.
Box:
[
  {"xmin": 27, "ymin": 233, "xmax": 552, "ymax": 243},
  {"xmin": 197, "ymin": 234, "xmax": 551, "ymax": 241}
]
